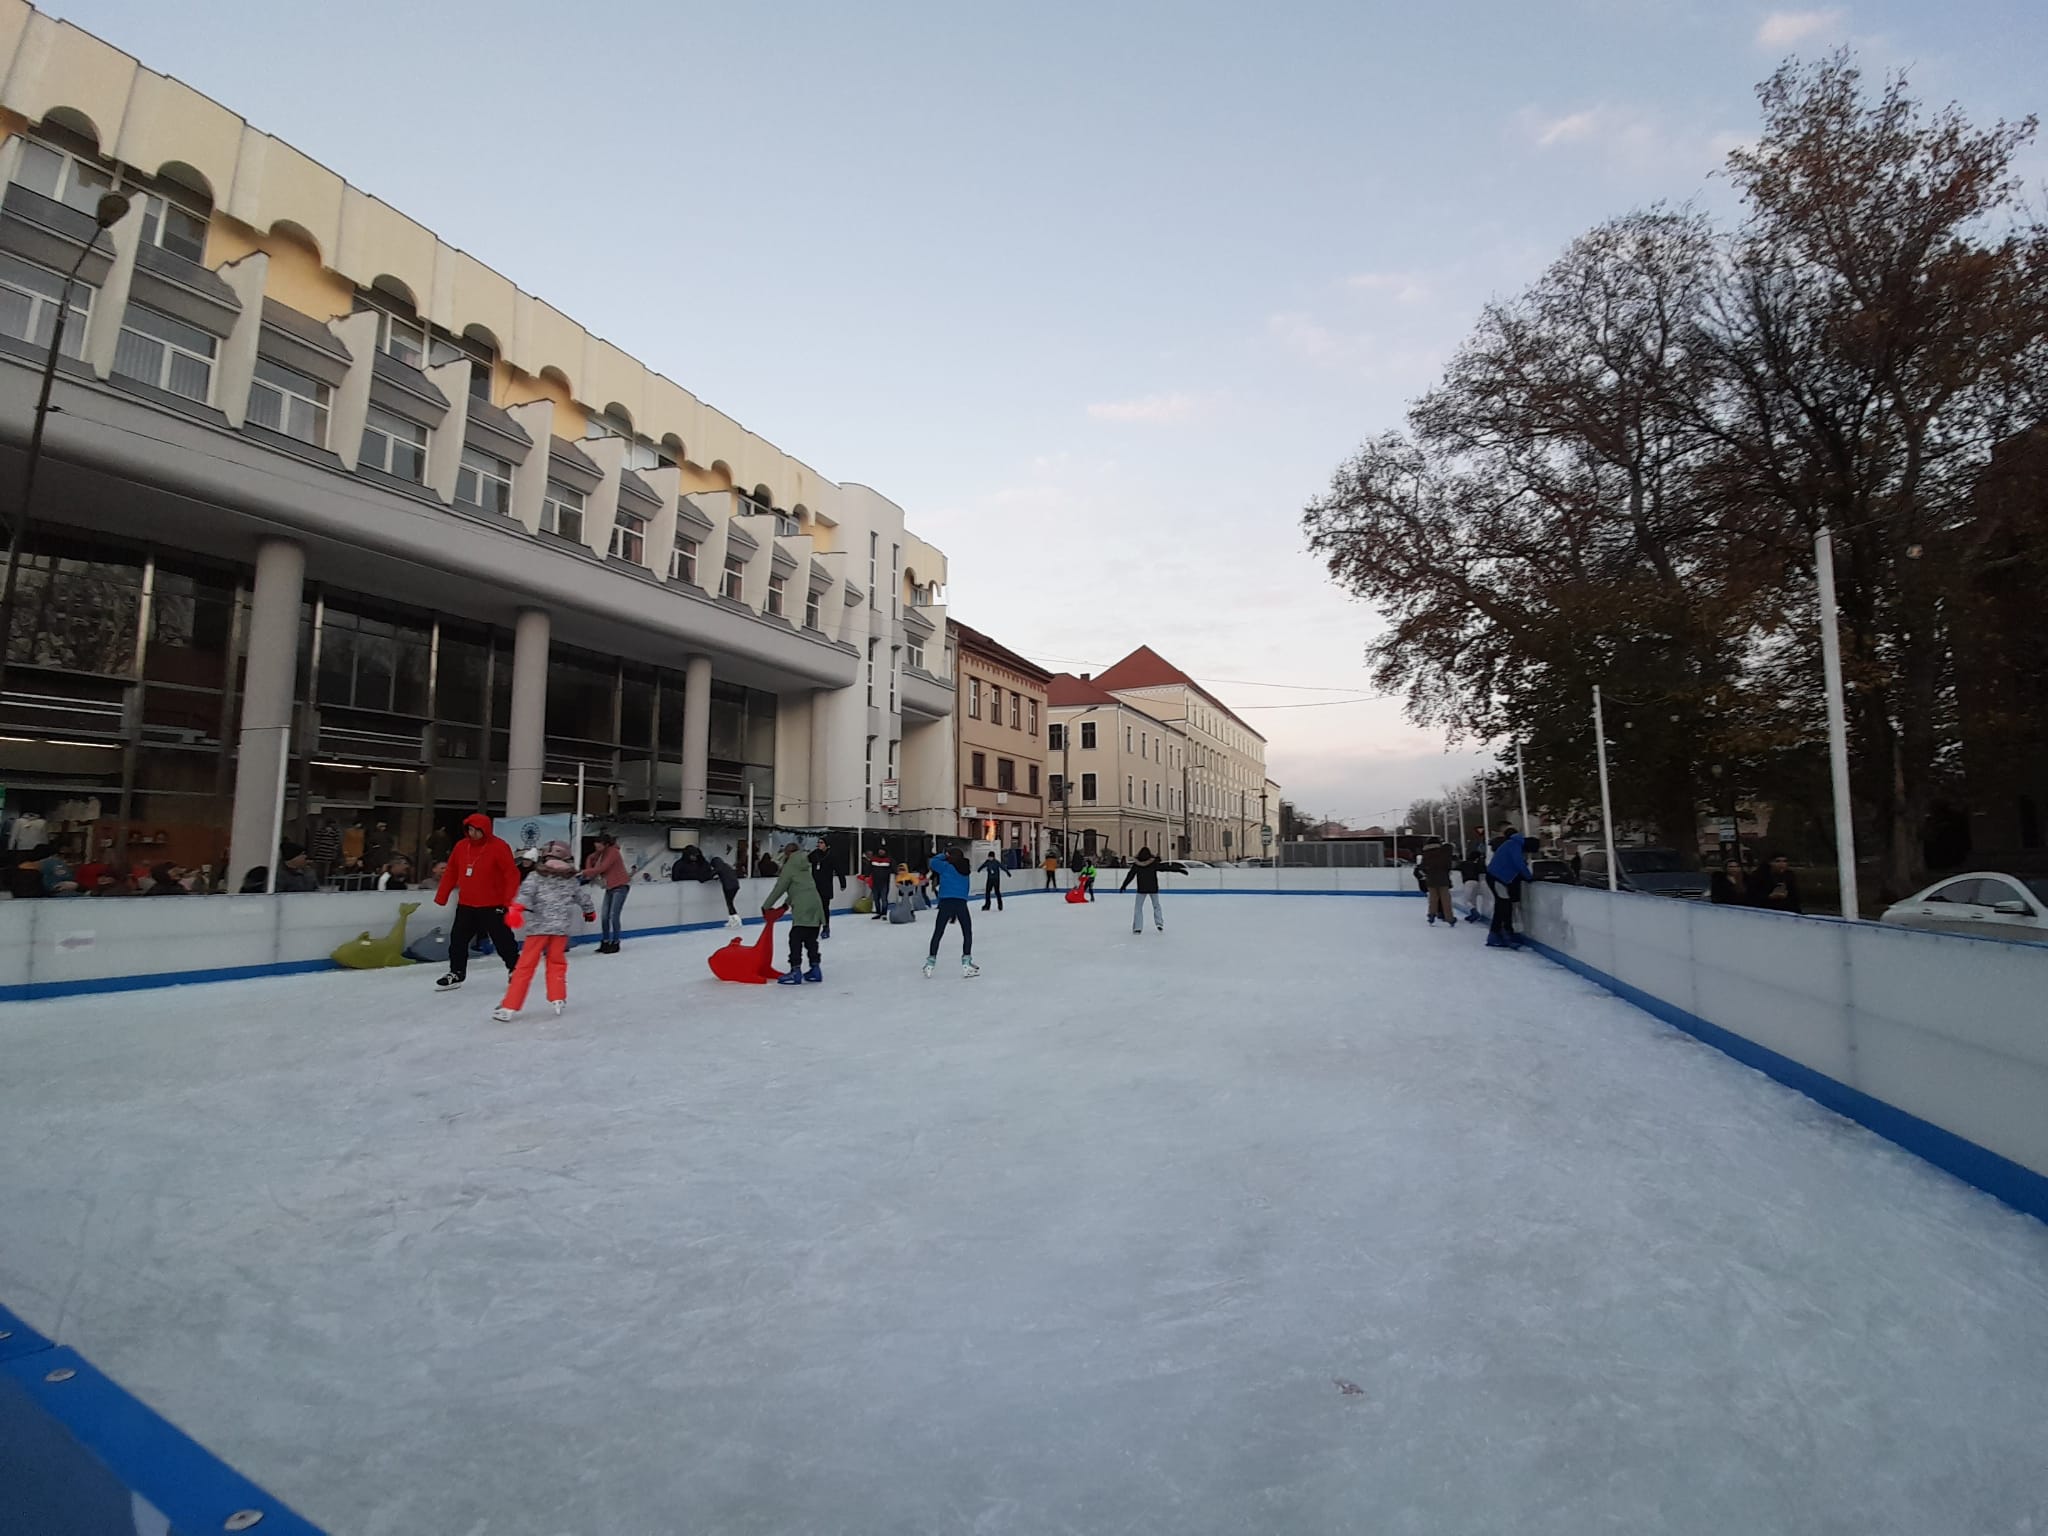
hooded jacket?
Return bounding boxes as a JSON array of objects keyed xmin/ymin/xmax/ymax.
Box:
[
  {"xmin": 513, "ymin": 866, "xmax": 595, "ymax": 936},
  {"xmin": 809, "ymin": 845, "xmax": 845, "ymax": 894},
  {"xmin": 707, "ymin": 856, "xmax": 741, "ymax": 896},
  {"xmin": 1419, "ymin": 844, "xmax": 1456, "ymax": 887},
  {"xmin": 1120, "ymin": 852, "xmax": 1163, "ymax": 894},
  {"xmin": 1486, "ymin": 832, "xmax": 1533, "ymax": 887},
  {"xmin": 931, "ymin": 850, "xmax": 973, "ymax": 902},
  {"xmin": 435, "ymin": 814, "xmax": 520, "ymax": 908},
  {"xmin": 765, "ymin": 850, "xmax": 827, "ymax": 926}
]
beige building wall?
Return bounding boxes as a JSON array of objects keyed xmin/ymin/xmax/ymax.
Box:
[
  {"xmin": 953, "ymin": 639, "xmax": 1047, "ymax": 855},
  {"xmin": 1114, "ymin": 685, "xmax": 1268, "ymax": 861},
  {"xmin": 1047, "ymin": 701, "xmax": 1187, "ymax": 860}
]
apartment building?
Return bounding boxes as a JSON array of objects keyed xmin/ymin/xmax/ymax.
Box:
[
  {"xmin": 1085, "ymin": 646, "xmax": 1269, "ymax": 862},
  {"xmin": 949, "ymin": 619, "xmax": 1050, "ymax": 857},
  {"xmin": 1045, "ymin": 673, "xmax": 1188, "ymax": 861},
  {"xmin": 0, "ymin": 3, "xmax": 954, "ymax": 886}
]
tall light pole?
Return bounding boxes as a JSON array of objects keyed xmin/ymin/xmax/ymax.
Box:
[
  {"xmin": 1592, "ymin": 686, "xmax": 1619, "ymax": 892},
  {"xmin": 1815, "ymin": 528, "xmax": 1859, "ymax": 919},
  {"xmin": 0, "ymin": 191, "xmax": 130, "ymax": 702}
]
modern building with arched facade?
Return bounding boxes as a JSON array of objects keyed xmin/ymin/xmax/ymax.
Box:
[{"xmin": 0, "ymin": 3, "xmax": 956, "ymax": 886}]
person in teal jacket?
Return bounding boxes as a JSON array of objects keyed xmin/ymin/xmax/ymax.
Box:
[
  {"xmin": 764, "ymin": 841, "xmax": 827, "ymax": 983},
  {"xmin": 922, "ymin": 844, "xmax": 979, "ymax": 979}
]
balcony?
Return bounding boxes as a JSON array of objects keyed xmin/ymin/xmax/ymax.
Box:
[{"xmin": 900, "ymin": 664, "xmax": 954, "ymax": 722}]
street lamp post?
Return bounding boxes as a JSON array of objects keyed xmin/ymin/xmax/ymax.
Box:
[
  {"xmin": 1060, "ymin": 705, "xmax": 1098, "ymax": 876},
  {"xmin": 0, "ymin": 192, "xmax": 130, "ymax": 703}
]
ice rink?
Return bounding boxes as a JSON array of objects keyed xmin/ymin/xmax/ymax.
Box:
[{"xmin": 4, "ymin": 891, "xmax": 2047, "ymax": 1535}]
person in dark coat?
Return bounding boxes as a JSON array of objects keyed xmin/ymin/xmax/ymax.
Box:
[
  {"xmin": 979, "ymin": 851, "xmax": 1006, "ymax": 912},
  {"xmin": 1119, "ymin": 846, "xmax": 1166, "ymax": 933},
  {"xmin": 809, "ymin": 842, "xmax": 846, "ymax": 938},
  {"xmin": 1710, "ymin": 858, "xmax": 1753, "ymax": 906},
  {"xmin": 273, "ymin": 841, "xmax": 320, "ymax": 893},
  {"xmin": 1747, "ymin": 854, "xmax": 1803, "ymax": 914},
  {"xmin": 867, "ymin": 846, "xmax": 894, "ymax": 921},
  {"xmin": 707, "ymin": 854, "xmax": 743, "ymax": 927},
  {"xmin": 1419, "ymin": 839, "xmax": 1457, "ymax": 925}
]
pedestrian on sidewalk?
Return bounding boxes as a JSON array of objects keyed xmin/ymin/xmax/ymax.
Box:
[
  {"xmin": 1485, "ymin": 823, "xmax": 1533, "ymax": 949},
  {"xmin": 1419, "ymin": 837, "xmax": 1457, "ymax": 926},
  {"xmin": 980, "ymin": 850, "xmax": 1007, "ymax": 911},
  {"xmin": 582, "ymin": 831, "xmax": 631, "ymax": 953},
  {"xmin": 923, "ymin": 843, "xmax": 979, "ymax": 978},
  {"xmin": 493, "ymin": 841, "xmax": 594, "ymax": 1020},
  {"xmin": 809, "ymin": 841, "xmax": 846, "ymax": 938},
  {"xmin": 766, "ymin": 841, "xmax": 826, "ymax": 984},
  {"xmin": 433, "ymin": 813, "xmax": 521, "ymax": 990},
  {"xmin": 1120, "ymin": 845, "xmax": 1165, "ymax": 933}
]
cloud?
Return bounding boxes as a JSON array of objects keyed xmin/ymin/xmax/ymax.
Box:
[
  {"xmin": 1344, "ymin": 271, "xmax": 1431, "ymax": 305},
  {"xmin": 1086, "ymin": 391, "xmax": 1206, "ymax": 424},
  {"xmin": 1755, "ymin": 8, "xmax": 1845, "ymax": 48},
  {"xmin": 1532, "ymin": 108, "xmax": 1603, "ymax": 147},
  {"xmin": 1515, "ymin": 104, "xmax": 1751, "ymax": 176}
]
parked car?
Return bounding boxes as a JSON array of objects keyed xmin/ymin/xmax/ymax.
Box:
[
  {"xmin": 1576, "ymin": 847, "xmax": 1711, "ymax": 899},
  {"xmin": 1879, "ymin": 872, "xmax": 2048, "ymax": 944},
  {"xmin": 1529, "ymin": 857, "xmax": 1576, "ymax": 884}
]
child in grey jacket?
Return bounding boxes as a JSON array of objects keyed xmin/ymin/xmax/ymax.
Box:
[{"xmin": 493, "ymin": 841, "xmax": 595, "ymax": 1020}]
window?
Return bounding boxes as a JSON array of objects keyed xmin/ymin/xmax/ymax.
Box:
[
  {"xmin": 997, "ymin": 758, "xmax": 1015, "ymax": 791},
  {"xmin": 1080, "ymin": 773, "xmax": 1098, "ymax": 803},
  {"xmin": 1141, "ymin": 780, "xmax": 1149, "ymax": 806},
  {"xmin": 1049, "ymin": 773, "xmax": 1065, "ymax": 803},
  {"xmin": 971, "ymin": 752, "xmax": 986, "ymax": 787},
  {"xmin": 804, "ymin": 588, "xmax": 821, "ymax": 629},
  {"xmin": 1080, "ymin": 721, "xmax": 1097, "ymax": 749},
  {"xmin": 1128, "ymin": 775, "xmax": 1135, "ymax": 802},
  {"xmin": 113, "ymin": 303, "xmax": 216, "ymax": 401},
  {"xmin": 1010, "ymin": 693, "xmax": 1021, "ymax": 729},
  {"xmin": 890, "ymin": 544, "xmax": 900, "ymax": 617},
  {"xmin": 1048, "ymin": 723, "xmax": 1065, "ymax": 751},
  {"xmin": 247, "ymin": 356, "xmax": 330, "ymax": 447},
  {"xmin": 721, "ymin": 553, "xmax": 745, "ymax": 601},
  {"xmin": 888, "ymin": 647, "xmax": 897, "ymax": 710},
  {"xmin": 868, "ymin": 532, "xmax": 878, "ymax": 610},
  {"xmin": 611, "ymin": 508, "xmax": 648, "ymax": 565},
  {"xmin": 540, "ymin": 479, "xmax": 585, "ymax": 540},
  {"xmin": 990, "ymin": 686, "xmax": 1002, "ymax": 724},
  {"xmin": 455, "ymin": 446, "xmax": 513, "ymax": 516},
  {"xmin": 0, "ymin": 252, "xmax": 90, "ymax": 358},
  {"xmin": 1141, "ymin": 732, "xmax": 1148, "ymax": 760},
  {"xmin": 968, "ymin": 678, "xmax": 981, "ymax": 719},
  {"xmin": 1028, "ymin": 700, "xmax": 1038, "ymax": 736},
  {"xmin": 866, "ymin": 639, "xmax": 877, "ymax": 704},
  {"xmin": 907, "ymin": 638, "xmax": 925, "ymax": 670},
  {"xmin": 14, "ymin": 140, "xmax": 208, "ymax": 261},
  {"xmin": 671, "ymin": 534, "xmax": 698, "ymax": 583},
  {"xmin": 775, "ymin": 512, "xmax": 799, "ymax": 538},
  {"xmin": 1028, "ymin": 764, "xmax": 1040, "ymax": 796},
  {"xmin": 1126, "ymin": 725, "xmax": 1134, "ymax": 753},
  {"xmin": 365, "ymin": 304, "xmax": 427, "ymax": 368}
]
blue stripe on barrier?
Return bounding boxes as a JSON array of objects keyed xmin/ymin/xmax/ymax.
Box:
[
  {"xmin": 0, "ymin": 1342, "xmax": 324, "ymax": 1535},
  {"xmin": 1520, "ymin": 934, "xmax": 2048, "ymax": 1228}
]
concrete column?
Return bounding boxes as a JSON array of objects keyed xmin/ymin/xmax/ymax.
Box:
[
  {"xmin": 809, "ymin": 687, "xmax": 833, "ymax": 826},
  {"xmin": 505, "ymin": 608, "xmax": 550, "ymax": 817},
  {"xmin": 226, "ymin": 538, "xmax": 305, "ymax": 890},
  {"xmin": 679, "ymin": 653, "xmax": 712, "ymax": 820}
]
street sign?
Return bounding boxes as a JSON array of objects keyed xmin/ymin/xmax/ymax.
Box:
[
  {"xmin": 1260, "ymin": 824, "xmax": 1274, "ymax": 846},
  {"xmin": 879, "ymin": 777, "xmax": 900, "ymax": 810}
]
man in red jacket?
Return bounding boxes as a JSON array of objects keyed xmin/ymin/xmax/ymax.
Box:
[{"xmin": 433, "ymin": 813, "xmax": 520, "ymax": 990}]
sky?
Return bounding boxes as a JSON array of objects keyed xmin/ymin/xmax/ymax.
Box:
[{"xmin": 48, "ymin": 0, "xmax": 2048, "ymax": 827}]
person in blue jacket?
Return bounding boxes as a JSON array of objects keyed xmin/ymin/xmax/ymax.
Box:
[
  {"xmin": 922, "ymin": 843, "xmax": 979, "ymax": 978},
  {"xmin": 1485, "ymin": 823, "xmax": 1533, "ymax": 949}
]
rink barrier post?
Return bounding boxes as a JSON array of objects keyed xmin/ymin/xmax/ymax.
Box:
[{"xmin": 0, "ymin": 1304, "xmax": 325, "ymax": 1536}]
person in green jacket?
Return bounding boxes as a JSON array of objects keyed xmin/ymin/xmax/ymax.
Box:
[
  {"xmin": 764, "ymin": 840, "xmax": 827, "ymax": 984},
  {"xmin": 1081, "ymin": 860, "xmax": 1098, "ymax": 902}
]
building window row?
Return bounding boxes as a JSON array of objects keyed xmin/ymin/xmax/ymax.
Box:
[{"xmin": 113, "ymin": 303, "xmax": 215, "ymax": 402}]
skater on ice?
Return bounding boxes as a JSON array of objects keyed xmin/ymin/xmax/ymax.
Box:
[
  {"xmin": 1419, "ymin": 837, "xmax": 1457, "ymax": 926},
  {"xmin": 707, "ymin": 852, "xmax": 743, "ymax": 927},
  {"xmin": 979, "ymin": 849, "xmax": 1006, "ymax": 911},
  {"xmin": 763, "ymin": 841, "xmax": 826, "ymax": 984},
  {"xmin": 867, "ymin": 845, "xmax": 894, "ymax": 921},
  {"xmin": 1120, "ymin": 846, "xmax": 1165, "ymax": 933},
  {"xmin": 809, "ymin": 841, "xmax": 846, "ymax": 938},
  {"xmin": 432, "ymin": 813, "xmax": 521, "ymax": 991},
  {"xmin": 492, "ymin": 840, "xmax": 595, "ymax": 1020},
  {"xmin": 1485, "ymin": 823, "xmax": 1532, "ymax": 950},
  {"xmin": 922, "ymin": 843, "xmax": 979, "ymax": 978}
]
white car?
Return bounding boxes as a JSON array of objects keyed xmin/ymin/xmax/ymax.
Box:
[{"xmin": 1879, "ymin": 871, "xmax": 2048, "ymax": 944}]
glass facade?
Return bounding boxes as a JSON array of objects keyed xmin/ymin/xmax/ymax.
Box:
[{"xmin": 1, "ymin": 529, "xmax": 772, "ymax": 892}]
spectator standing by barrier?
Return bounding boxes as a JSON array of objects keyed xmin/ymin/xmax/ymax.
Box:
[
  {"xmin": 492, "ymin": 841, "xmax": 594, "ymax": 1021},
  {"xmin": 1748, "ymin": 854, "xmax": 1804, "ymax": 915},
  {"xmin": 1485, "ymin": 824, "xmax": 1532, "ymax": 950},
  {"xmin": 582, "ymin": 832, "xmax": 631, "ymax": 954},
  {"xmin": 433, "ymin": 814, "xmax": 520, "ymax": 991},
  {"xmin": 1419, "ymin": 838, "xmax": 1457, "ymax": 926},
  {"xmin": 273, "ymin": 842, "xmax": 320, "ymax": 892},
  {"xmin": 1042, "ymin": 852, "xmax": 1060, "ymax": 891},
  {"xmin": 1711, "ymin": 859, "xmax": 1753, "ymax": 906},
  {"xmin": 1120, "ymin": 846, "xmax": 1165, "ymax": 933}
]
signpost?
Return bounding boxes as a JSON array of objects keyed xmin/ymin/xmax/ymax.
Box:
[
  {"xmin": 1260, "ymin": 824, "xmax": 1273, "ymax": 848},
  {"xmin": 879, "ymin": 778, "xmax": 900, "ymax": 812}
]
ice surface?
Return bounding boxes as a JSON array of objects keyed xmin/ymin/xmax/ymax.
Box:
[{"xmin": 3, "ymin": 894, "xmax": 2047, "ymax": 1535}]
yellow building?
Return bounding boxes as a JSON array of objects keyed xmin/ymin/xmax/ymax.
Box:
[{"xmin": 0, "ymin": 2, "xmax": 955, "ymax": 884}]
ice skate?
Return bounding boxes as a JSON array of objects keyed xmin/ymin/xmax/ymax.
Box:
[
  {"xmin": 725, "ymin": 914, "xmax": 743, "ymax": 929},
  {"xmin": 777, "ymin": 970, "xmax": 805, "ymax": 985},
  {"xmin": 922, "ymin": 958, "xmax": 936, "ymax": 978},
  {"xmin": 551, "ymin": 999, "xmax": 566, "ymax": 1016},
  {"xmin": 961, "ymin": 958, "xmax": 979, "ymax": 979},
  {"xmin": 490, "ymin": 1006, "xmax": 515, "ymax": 1021},
  {"xmin": 804, "ymin": 965, "xmax": 822, "ymax": 983},
  {"xmin": 435, "ymin": 973, "xmax": 464, "ymax": 992}
]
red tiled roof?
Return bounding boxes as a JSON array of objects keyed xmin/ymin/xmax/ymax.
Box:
[
  {"xmin": 1045, "ymin": 672, "xmax": 1123, "ymax": 707},
  {"xmin": 1092, "ymin": 646, "xmax": 1265, "ymax": 742}
]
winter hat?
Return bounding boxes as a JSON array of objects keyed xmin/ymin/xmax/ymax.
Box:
[
  {"xmin": 279, "ymin": 840, "xmax": 306, "ymax": 862},
  {"xmin": 536, "ymin": 840, "xmax": 576, "ymax": 875}
]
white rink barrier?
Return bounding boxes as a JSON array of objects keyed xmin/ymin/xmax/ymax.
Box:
[
  {"xmin": 1520, "ymin": 883, "xmax": 2048, "ymax": 1225},
  {"xmin": 0, "ymin": 866, "xmax": 1417, "ymax": 999}
]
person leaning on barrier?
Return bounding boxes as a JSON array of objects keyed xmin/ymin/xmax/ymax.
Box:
[{"xmin": 1711, "ymin": 858, "xmax": 1753, "ymax": 906}]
